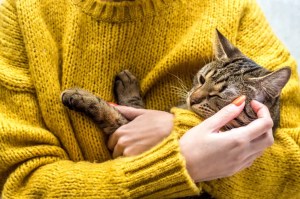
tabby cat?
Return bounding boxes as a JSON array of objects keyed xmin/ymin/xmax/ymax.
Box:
[{"xmin": 61, "ymin": 30, "xmax": 291, "ymax": 135}]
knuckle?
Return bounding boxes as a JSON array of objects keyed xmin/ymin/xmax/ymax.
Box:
[
  {"xmin": 117, "ymin": 137, "xmax": 129, "ymax": 148},
  {"xmin": 114, "ymin": 130, "xmax": 123, "ymax": 139},
  {"xmin": 123, "ymin": 148, "xmax": 131, "ymax": 157},
  {"xmin": 233, "ymin": 137, "xmax": 247, "ymax": 148},
  {"xmin": 263, "ymin": 118, "xmax": 274, "ymax": 129}
]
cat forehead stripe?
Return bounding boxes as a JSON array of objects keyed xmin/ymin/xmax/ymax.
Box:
[
  {"xmin": 202, "ymin": 65, "xmax": 214, "ymax": 77},
  {"xmin": 206, "ymin": 68, "xmax": 215, "ymax": 78}
]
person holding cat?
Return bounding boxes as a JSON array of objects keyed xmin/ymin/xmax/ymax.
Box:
[{"xmin": 0, "ymin": 0, "xmax": 299, "ymax": 199}]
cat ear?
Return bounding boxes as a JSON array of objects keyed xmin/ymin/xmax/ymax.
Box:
[
  {"xmin": 254, "ymin": 67, "xmax": 291, "ymax": 98},
  {"xmin": 214, "ymin": 29, "xmax": 244, "ymax": 60}
]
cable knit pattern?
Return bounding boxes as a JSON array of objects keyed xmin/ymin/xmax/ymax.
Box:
[{"xmin": 0, "ymin": 0, "xmax": 299, "ymax": 198}]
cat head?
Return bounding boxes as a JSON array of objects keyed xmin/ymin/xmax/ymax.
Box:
[{"xmin": 187, "ymin": 30, "xmax": 291, "ymax": 130}]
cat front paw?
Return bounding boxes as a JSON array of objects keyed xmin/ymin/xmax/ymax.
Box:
[
  {"xmin": 114, "ymin": 70, "xmax": 144, "ymax": 108},
  {"xmin": 61, "ymin": 88, "xmax": 129, "ymax": 135},
  {"xmin": 61, "ymin": 88, "xmax": 100, "ymax": 113}
]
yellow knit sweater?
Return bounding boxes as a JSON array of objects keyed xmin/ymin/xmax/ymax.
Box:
[{"xmin": 0, "ymin": 0, "xmax": 299, "ymax": 198}]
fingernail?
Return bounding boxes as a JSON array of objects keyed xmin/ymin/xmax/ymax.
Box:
[
  {"xmin": 232, "ymin": 95, "xmax": 246, "ymax": 106},
  {"xmin": 108, "ymin": 102, "xmax": 118, "ymax": 106}
]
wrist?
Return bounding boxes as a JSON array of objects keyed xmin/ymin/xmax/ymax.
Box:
[{"xmin": 179, "ymin": 139, "xmax": 198, "ymax": 182}]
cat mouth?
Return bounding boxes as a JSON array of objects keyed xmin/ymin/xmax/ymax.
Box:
[
  {"xmin": 191, "ymin": 104, "xmax": 215, "ymax": 119},
  {"xmin": 186, "ymin": 94, "xmax": 195, "ymax": 110},
  {"xmin": 186, "ymin": 92, "xmax": 202, "ymax": 109}
]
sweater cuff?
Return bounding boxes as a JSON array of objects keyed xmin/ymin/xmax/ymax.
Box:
[
  {"xmin": 117, "ymin": 133, "xmax": 201, "ymax": 198},
  {"xmin": 171, "ymin": 107, "xmax": 204, "ymax": 138}
]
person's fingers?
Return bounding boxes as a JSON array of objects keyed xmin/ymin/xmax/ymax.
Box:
[
  {"xmin": 200, "ymin": 151, "xmax": 261, "ymax": 181},
  {"xmin": 247, "ymin": 151, "xmax": 264, "ymax": 161},
  {"xmin": 123, "ymin": 146, "xmax": 145, "ymax": 157},
  {"xmin": 230, "ymin": 101, "xmax": 273, "ymax": 140},
  {"xmin": 251, "ymin": 100, "xmax": 274, "ymax": 137},
  {"xmin": 250, "ymin": 130, "xmax": 274, "ymax": 151},
  {"xmin": 107, "ymin": 135, "xmax": 116, "ymax": 151},
  {"xmin": 203, "ymin": 96, "xmax": 246, "ymax": 131},
  {"xmin": 251, "ymin": 100, "xmax": 273, "ymax": 120},
  {"xmin": 229, "ymin": 120, "xmax": 273, "ymax": 141},
  {"xmin": 112, "ymin": 143, "xmax": 124, "ymax": 158},
  {"xmin": 107, "ymin": 105, "xmax": 147, "ymax": 150},
  {"xmin": 107, "ymin": 131, "xmax": 121, "ymax": 151},
  {"xmin": 113, "ymin": 105, "xmax": 147, "ymax": 120},
  {"xmin": 238, "ymin": 151, "xmax": 264, "ymax": 171}
]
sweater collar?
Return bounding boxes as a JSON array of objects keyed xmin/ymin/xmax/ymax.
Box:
[{"xmin": 71, "ymin": 0, "xmax": 184, "ymax": 22}]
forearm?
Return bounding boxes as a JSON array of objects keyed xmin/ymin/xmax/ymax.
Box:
[
  {"xmin": 2, "ymin": 137, "xmax": 199, "ymax": 198},
  {"xmin": 1, "ymin": 130, "xmax": 200, "ymax": 198},
  {"xmin": 0, "ymin": 86, "xmax": 200, "ymax": 198}
]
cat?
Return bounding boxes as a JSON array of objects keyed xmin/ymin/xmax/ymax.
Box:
[{"xmin": 61, "ymin": 30, "xmax": 291, "ymax": 135}]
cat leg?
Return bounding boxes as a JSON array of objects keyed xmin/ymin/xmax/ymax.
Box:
[
  {"xmin": 61, "ymin": 89, "xmax": 128, "ymax": 135},
  {"xmin": 114, "ymin": 70, "xmax": 144, "ymax": 108}
]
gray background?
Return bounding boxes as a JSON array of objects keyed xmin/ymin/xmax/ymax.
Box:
[
  {"xmin": 257, "ymin": 0, "xmax": 300, "ymax": 74},
  {"xmin": 0, "ymin": 0, "xmax": 299, "ymax": 73}
]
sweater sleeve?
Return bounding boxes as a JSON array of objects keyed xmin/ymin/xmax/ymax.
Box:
[
  {"xmin": 0, "ymin": 0, "xmax": 200, "ymax": 198},
  {"xmin": 202, "ymin": 1, "xmax": 300, "ymax": 198}
]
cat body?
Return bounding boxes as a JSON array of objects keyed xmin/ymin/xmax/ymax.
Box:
[{"xmin": 61, "ymin": 30, "xmax": 291, "ymax": 134}]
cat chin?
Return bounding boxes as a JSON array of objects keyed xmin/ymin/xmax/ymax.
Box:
[{"xmin": 189, "ymin": 105, "xmax": 211, "ymax": 119}]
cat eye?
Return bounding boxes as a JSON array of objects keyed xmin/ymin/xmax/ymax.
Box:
[
  {"xmin": 219, "ymin": 85, "xmax": 227, "ymax": 93},
  {"xmin": 208, "ymin": 94, "xmax": 221, "ymax": 99},
  {"xmin": 199, "ymin": 75, "xmax": 206, "ymax": 84}
]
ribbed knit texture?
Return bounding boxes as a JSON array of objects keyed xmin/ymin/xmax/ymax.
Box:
[{"xmin": 0, "ymin": 0, "xmax": 299, "ymax": 198}]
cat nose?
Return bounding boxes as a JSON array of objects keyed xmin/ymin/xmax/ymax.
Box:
[
  {"xmin": 190, "ymin": 97, "xmax": 201, "ymax": 105},
  {"xmin": 190, "ymin": 92, "xmax": 207, "ymax": 105}
]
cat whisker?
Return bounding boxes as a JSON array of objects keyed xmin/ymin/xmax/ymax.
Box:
[
  {"xmin": 199, "ymin": 53, "xmax": 207, "ymax": 65},
  {"xmin": 206, "ymin": 54, "xmax": 210, "ymax": 64},
  {"xmin": 209, "ymin": 54, "xmax": 213, "ymax": 64},
  {"xmin": 170, "ymin": 90, "xmax": 188, "ymax": 99},
  {"xmin": 170, "ymin": 85, "xmax": 188, "ymax": 94},
  {"xmin": 170, "ymin": 86, "xmax": 188, "ymax": 102},
  {"xmin": 168, "ymin": 72, "xmax": 189, "ymax": 91}
]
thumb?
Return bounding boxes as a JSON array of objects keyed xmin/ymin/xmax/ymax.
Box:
[
  {"xmin": 204, "ymin": 95, "xmax": 246, "ymax": 131},
  {"xmin": 113, "ymin": 105, "xmax": 148, "ymax": 120}
]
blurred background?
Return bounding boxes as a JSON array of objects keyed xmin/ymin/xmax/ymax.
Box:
[
  {"xmin": 257, "ymin": 0, "xmax": 300, "ymax": 74},
  {"xmin": 0, "ymin": 0, "xmax": 299, "ymax": 73}
]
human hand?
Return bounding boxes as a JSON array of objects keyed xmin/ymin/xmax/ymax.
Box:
[
  {"xmin": 179, "ymin": 97, "xmax": 274, "ymax": 182},
  {"xmin": 107, "ymin": 106, "xmax": 174, "ymax": 158}
]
